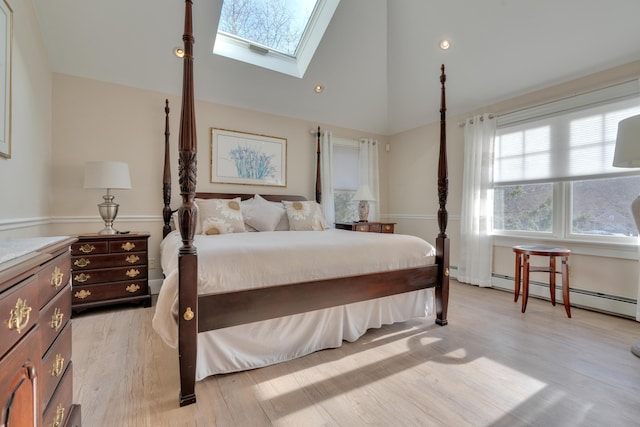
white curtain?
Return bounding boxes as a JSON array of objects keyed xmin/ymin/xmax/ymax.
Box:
[
  {"xmin": 359, "ymin": 138, "xmax": 380, "ymax": 221},
  {"xmin": 319, "ymin": 131, "xmax": 335, "ymax": 226},
  {"xmin": 458, "ymin": 114, "xmax": 496, "ymax": 287}
]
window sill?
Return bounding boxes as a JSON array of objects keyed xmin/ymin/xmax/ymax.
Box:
[{"xmin": 493, "ymin": 235, "xmax": 639, "ymax": 260}]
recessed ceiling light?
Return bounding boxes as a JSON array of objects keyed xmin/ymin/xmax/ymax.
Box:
[
  {"xmin": 174, "ymin": 47, "xmax": 185, "ymax": 58},
  {"xmin": 314, "ymin": 85, "xmax": 324, "ymax": 93},
  {"xmin": 439, "ymin": 39, "xmax": 451, "ymax": 50}
]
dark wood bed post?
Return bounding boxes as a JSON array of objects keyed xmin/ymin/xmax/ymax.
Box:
[
  {"xmin": 435, "ymin": 64, "xmax": 450, "ymax": 326},
  {"xmin": 315, "ymin": 126, "xmax": 322, "ymax": 203},
  {"xmin": 163, "ymin": 99, "xmax": 172, "ymax": 239},
  {"xmin": 177, "ymin": 0, "xmax": 198, "ymax": 407}
]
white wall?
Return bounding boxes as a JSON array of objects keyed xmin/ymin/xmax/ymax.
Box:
[{"xmin": 0, "ymin": 0, "xmax": 53, "ymax": 237}]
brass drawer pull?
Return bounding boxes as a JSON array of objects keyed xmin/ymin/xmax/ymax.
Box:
[
  {"xmin": 51, "ymin": 266, "xmax": 64, "ymax": 288},
  {"xmin": 125, "ymin": 255, "xmax": 140, "ymax": 264},
  {"xmin": 184, "ymin": 307, "xmax": 194, "ymax": 321},
  {"xmin": 49, "ymin": 307, "xmax": 64, "ymax": 331},
  {"xmin": 51, "ymin": 354, "xmax": 64, "ymax": 377},
  {"xmin": 121, "ymin": 242, "xmax": 136, "ymax": 251},
  {"xmin": 74, "ymin": 258, "xmax": 91, "ymax": 268},
  {"xmin": 49, "ymin": 404, "xmax": 64, "ymax": 427},
  {"xmin": 74, "ymin": 289, "xmax": 91, "ymax": 300},
  {"xmin": 74, "ymin": 273, "xmax": 91, "ymax": 283},
  {"xmin": 126, "ymin": 284, "xmax": 140, "ymax": 293},
  {"xmin": 8, "ymin": 298, "xmax": 32, "ymax": 334},
  {"xmin": 125, "ymin": 269, "xmax": 140, "ymax": 278},
  {"xmin": 79, "ymin": 243, "xmax": 96, "ymax": 253}
]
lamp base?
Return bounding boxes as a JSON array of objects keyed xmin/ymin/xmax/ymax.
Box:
[
  {"xmin": 98, "ymin": 226, "xmax": 119, "ymax": 235},
  {"xmin": 97, "ymin": 192, "xmax": 120, "ymax": 235},
  {"xmin": 357, "ymin": 200, "xmax": 370, "ymax": 222}
]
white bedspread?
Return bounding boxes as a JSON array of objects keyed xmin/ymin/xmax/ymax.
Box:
[{"xmin": 153, "ymin": 229, "xmax": 436, "ymax": 378}]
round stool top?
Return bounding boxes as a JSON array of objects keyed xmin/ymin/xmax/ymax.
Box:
[{"xmin": 513, "ymin": 245, "xmax": 570, "ymax": 256}]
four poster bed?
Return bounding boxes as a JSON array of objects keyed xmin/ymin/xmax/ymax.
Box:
[{"xmin": 153, "ymin": 0, "xmax": 450, "ymax": 407}]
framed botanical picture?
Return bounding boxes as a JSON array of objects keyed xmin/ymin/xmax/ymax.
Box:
[
  {"xmin": 0, "ymin": 0, "xmax": 11, "ymax": 158},
  {"xmin": 210, "ymin": 128, "xmax": 287, "ymax": 186}
]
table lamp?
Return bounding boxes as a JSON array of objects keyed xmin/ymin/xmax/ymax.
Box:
[
  {"xmin": 84, "ymin": 161, "xmax": 131, "ymax": 234},
  {"xmin": 353, "ymin": 184, "xmax": 375, "ymax": 222},
  {"xmin": 612, "ymin": 114, "xmax": 640, "ymax": 358}
]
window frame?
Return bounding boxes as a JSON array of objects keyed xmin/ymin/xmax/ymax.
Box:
[
  {"xmin": 492, "ymin": 80, "xmax": 640, "ymax": 253},
  {"xmin": 213, "ymin": 0, "xmax": 340, "ymax": 78}
]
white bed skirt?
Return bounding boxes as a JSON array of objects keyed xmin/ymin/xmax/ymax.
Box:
[{"xmin": 193, "ymin": 289, "xmax": 433, "ymax": 379}]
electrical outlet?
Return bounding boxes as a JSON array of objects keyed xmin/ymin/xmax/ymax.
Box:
[{"xmin": 149, "ymin": 258, "xmax": 157, "ymax": 269}]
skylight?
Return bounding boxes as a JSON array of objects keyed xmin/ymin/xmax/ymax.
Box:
[{"xmin": 214, "ymin": 0, "xmax": 340, "ymax": 78}]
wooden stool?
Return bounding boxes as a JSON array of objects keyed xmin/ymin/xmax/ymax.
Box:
[{"xmin": 513, "ymin": 245, "xmax": 571, "ymax": 318}]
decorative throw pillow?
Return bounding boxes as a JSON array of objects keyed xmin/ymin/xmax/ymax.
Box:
[
  {"xmin": 282, "ymin": 200, "xmax": 329, "ymax": 231},
  {"xmin": 272, "ymin": 201, "xmax": 290, "ymax": 231},
  {"xmin": 240, "ymin": 198, "xmax": 257, "ymax": 231},
  {"xmin": 242, "ymin": 194, "xmax": 286, "ymax": 232},
  {"xmin": 202, "ymin": 217, "xmax": 235, "ymax": 235},
  {"xmin": 197, "ymin": 197, "xmax": 246, "ymax": 234},
  {"xmin": 171, "ymin": 202, "xmax": 202, "ymax": 234}
]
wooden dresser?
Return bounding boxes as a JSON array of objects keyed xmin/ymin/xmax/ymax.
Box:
[
  {"xmin": 335, "ymin": 222, "xmax": 395, "ymax": 233},
  {"xmin": 70, "ymin": 233, "xmax": 151, "ymax": 313},
  {"xmin": 0, "ymin": 236, "xmax": 81, "ymax": 427}
]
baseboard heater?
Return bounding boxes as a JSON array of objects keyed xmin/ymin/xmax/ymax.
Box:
[{"xmin": 449, "ymin": 266, "xmax": 637, "ymax": 320}]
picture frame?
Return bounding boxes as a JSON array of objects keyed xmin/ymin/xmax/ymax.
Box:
[
  {"xmin": 0, "ymin": 0, "xmax": 11, "ymax": 158},
  {"xmin": 210, "ymin": 128, "xmax": 287, "ymax": 187}
]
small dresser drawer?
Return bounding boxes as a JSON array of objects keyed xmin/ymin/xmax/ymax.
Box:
[
  {"xmin": 72, "ymin": 265, "xmax": 147, "ymax": 286},
  {"xmin": 71, "ymin": 241, "xmax": 108, "ymax": 256},
  {"xmin": 73, "ymin": 279, "xmax": 149, "ymax": 304},
  {"xmin": 41, "ymin": 322, "xmax": 72, "ymax": 411},
  {"xmin": 40, "ymin": 283, "xmax": 72, "ymax": 357},
  {"xmin": 110, "ymin": 238, "xmax": 148, "ymax": 253},
  {"xmin": 0, "ymin": 274, "xmax": 39, "ymax": 359},
  {"xmin": 38, "ymin": 251, "xmax": 71, "ymax": 310},
  {"xmin": 381, "ymin": 223, "xmax": 395, "ymax": 233},
  {"xmin": 42, "ymin": 362, "xmax": 73, "ymax": 427},
  {"xmin": 72, "ymin": 251, "xmax": 146, "ymax": 270},
  {"xmin": 354, "ymin": 223, "xmax": 370, "ymax": 232}
]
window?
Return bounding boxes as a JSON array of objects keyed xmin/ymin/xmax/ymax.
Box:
[
  {"xmin": 331, "ymin": 138, "xmax": 359, "ymax": 222},
  {"xmin": 493, "ymin": 80, "xmax": 640, "ymax": 241},
  {"xmin": 214, "ymin": 0, "xmax": 340, "ymax": 78}
]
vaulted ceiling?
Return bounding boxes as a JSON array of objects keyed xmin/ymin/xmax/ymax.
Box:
[{"xmin": 33, "ymin": 0, "xmax": 640, "ymax": 135}]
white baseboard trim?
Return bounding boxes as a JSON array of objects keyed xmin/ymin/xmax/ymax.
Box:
[
  {"xmin": 450, "ymin": 266, "xmax": 637, "ymax": 319},
  {"xmin": 149, "ymin": 278, "xmax": 163, "ymax": 295}
]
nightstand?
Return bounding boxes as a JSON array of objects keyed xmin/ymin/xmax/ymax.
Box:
[
  {"xmin": 335, "ymin": 222, "xmax": 395, "ymax": 233},
  {"xmin": 70, "ymin": 232, "xmax": 151, "ymax": 313}
]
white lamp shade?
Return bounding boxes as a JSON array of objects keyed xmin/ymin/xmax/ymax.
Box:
[
  {"xmin": 353, "ymin": 184, "xmax": 375, "ymax": 201},
  {"xmin": 613, "ymin": 115, "xmax": 640, "ymax": 168},
  {"xmin": 84, "ymin": 161, "xmax": 132, "ymax": 189}
]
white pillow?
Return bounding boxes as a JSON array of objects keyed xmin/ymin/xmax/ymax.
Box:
[
  {"xmin": 282, "ymin": 200, "xmax": 329, "ymax": 231},
  {"xmin": 240, "ymin": 197, "xmax": 258, "ymax": 231},
  {"xmin": 197, "ymin": 197, "xmax": 246, "ymax": 234},
  {"xmin": 243, "ymin": 194, "xmax": 286, "ymax": 232}
]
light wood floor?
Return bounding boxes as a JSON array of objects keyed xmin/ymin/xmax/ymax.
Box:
[{"xmin": 71, "ymin": 281, "xmax": 640, "ymax": 426}]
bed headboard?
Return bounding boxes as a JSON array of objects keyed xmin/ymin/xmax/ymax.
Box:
[{"xmin": 194, "ymin": 193, "xmax": 306, "ymax": 202}]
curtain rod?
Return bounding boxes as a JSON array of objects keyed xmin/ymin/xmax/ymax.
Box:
[{"xmin": 458, "ymin": 114, "xmax": 495, "ymax": 127}]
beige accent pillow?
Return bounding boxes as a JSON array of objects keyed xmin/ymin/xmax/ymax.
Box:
[
  {"xmin": 197, "ymin": 197, "xmax": 246, "ymax": 234},
  {"xmin": 243, "ymin": 194, "xmax": 286, "ymax": 232},
  {"xmin": 282, "ymin": 200, "xmax": 329, "ymax": 231}
]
